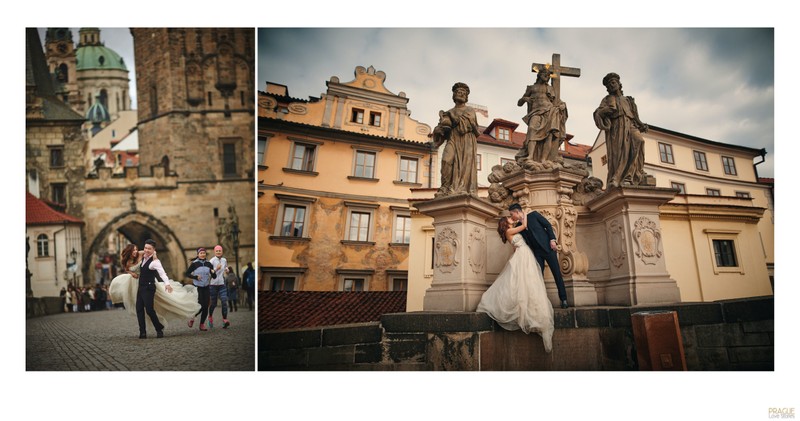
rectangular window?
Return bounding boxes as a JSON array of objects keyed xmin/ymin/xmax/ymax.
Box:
[
  {"xmin": 722, "ymin": 156, "xmax": 737, "ymax": 175},
  {"xmin": 476, "ymin": 154, "xmax": 482, "ymax": 171},
  {"xmin": 348, "ymin": 211, "xmax": 371, "ymax": 241},
  {"xmin": 51, "ymin": 183, "xmax": 66, "ymax": 205},
  {"xmin": 706, "ymin": 188, "xmax": 721, "ymax": 196},
  {"xmin": 270, "ymin": 277, "xmax": 295, "ymax": 291},
  {"xmin": 671, "ymin": 182, "xmax": 686, "ymax": 194},
  {"xmin": 392, "ymin": 278, "xmax": 408, "ymax": 291},
  {"xmin": 694, "ymin": 151, "xmax": 708, "ymax": 171},
  {"xmin": 658, "ymin": 143, "xmax": 674, "ymax": 164},
  {"xmin": 342, "ymin": 278, "xmax": 364, "ymax": 292},
  {"xmin": 394, "ymin": 215, "xmax": 411, "ymax": 244},
  {"xmin": 736, "ymin": 191, "xmax": 751, "ymax": 199},
  {"xmin": 601, "ymin": 155, "xmax": 608, "ymax": 166},
  {"xmin": 351, "ymin": 108, "xmax": 364, "ymax": 124},
  {"xmin": 281, "ymin": 205, "xmax": 306, "ymax": 237},
  {"xmin": 354, "ymin": 151, "xmax": 376, "ymax": 178},
  {"xmin": 497, "ymin": 128, "xmax": 510, "ymax": 141},
  {"xmin": 399, "ymin": 157, "xmax": 418, "ymax": 183},
  {"xmin": 222, "ymin": 143, "xmax": 237, "ymax": 176},
  {"xmin": 369, "ymin": 112, "xmax": 381, "ymax": 127},
  {"xmin": 258, "ymin": 137, "xmax": 267, "ymax": 165},
  {"xmin": 50, "ymin": 147, "xmax": 65, "ymax": 168},
  {"xmin": 291, "ymin": 143, "xmax": 316, "ymax": 172},
  {"xmin": 37, "ymin": 234, "xmax": 49, "ymax": 257},
  {"xmin": 713, "ymin": 239, "xmax": 738, "ymax": 267}
]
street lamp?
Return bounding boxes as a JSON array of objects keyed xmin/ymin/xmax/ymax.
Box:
[{"xmin": 230, "ymin": 221, "xmax": 240, "ymax": 280}]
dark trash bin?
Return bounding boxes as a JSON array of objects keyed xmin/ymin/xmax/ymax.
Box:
[{"xmin": 631, "ymin": 310, "xmax": 687, "ymax": 371}]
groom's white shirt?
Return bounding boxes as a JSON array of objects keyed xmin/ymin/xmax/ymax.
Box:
[{"xmin": 141, "ymin": 255, "xmax": 172, "ymax": 286}]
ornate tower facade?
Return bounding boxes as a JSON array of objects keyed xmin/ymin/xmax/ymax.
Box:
[
  {"xmin": 44, "ymin": 28, "xmax": 82, "ymax": 111},
  {"xmin": 131, "ymin": 28, "xmax": 255, "ymax": 181}
]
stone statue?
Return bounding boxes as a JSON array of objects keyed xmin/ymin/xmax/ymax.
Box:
[
  {"xmin": 516, "ymin": 69, "xmax": 568, "ymax": 167},
  {"xmin": 431, "ymin": 82, "xmax": 479, "ymax": 198},
  {"xmin": 593, "ymin": 73, "xmax": 651, "ymax": 188},
  {"xmin": 571, "ymin": 176, "xmax": 605, "ymax": 206}
]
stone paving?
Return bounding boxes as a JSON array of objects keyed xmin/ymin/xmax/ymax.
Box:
[{"xmin": 26, "ymin": 306, "xmax": 255, "ymax": 371}]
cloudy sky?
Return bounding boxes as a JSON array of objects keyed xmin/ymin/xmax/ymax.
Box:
[{"xmin": 259, "ymin": 28, "xmax": 775, "ymax": 178}]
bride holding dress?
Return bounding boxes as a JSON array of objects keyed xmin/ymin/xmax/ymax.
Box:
[
  {"xmin": 476, "ymin": 213, "xmax": 554, "ymax": 353},
  {"xmin": 109, "ymin": 244, "xmax": 201, "ymax": 331}
]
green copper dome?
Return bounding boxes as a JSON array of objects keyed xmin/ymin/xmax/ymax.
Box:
[{"xmin": 76, "ymin": 45, "xmax": 128, "ymax": 71}]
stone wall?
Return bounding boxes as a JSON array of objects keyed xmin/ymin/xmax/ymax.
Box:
[{"xmin": 258, "ymin": 296, "xmax": 773, "ymax": 371}]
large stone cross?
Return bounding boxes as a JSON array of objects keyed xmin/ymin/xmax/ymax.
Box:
[{"xmin": 531, "ymin": 53, "xmax": 581, "ymax": 101}]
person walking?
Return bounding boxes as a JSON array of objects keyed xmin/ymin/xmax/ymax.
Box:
[
  {"xmin": 242, "ymin": 262, "xmax": 255, "ymax": 311},
  {"xmin": 225, "ymin": 266, "xmax": 239, "ymax": 313}
]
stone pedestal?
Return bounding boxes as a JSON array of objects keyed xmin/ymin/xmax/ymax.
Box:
[
  {"xmin": 585, "ymin": 186, "xmax": 681, "ymax": 306},
  {"xmin": 415, "ymin": 194, "xmax": 501, "ymax": 312},
  {"xmin": 500, "ymin": 168, "xmax": 598, "ymax": 307}
]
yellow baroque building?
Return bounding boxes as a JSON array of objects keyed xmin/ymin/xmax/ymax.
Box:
[
  {"xmin": 588, "ymin": 125, "xmax": 774, "ymax": 302},
  {"xmin": 258, "ymin": 66, "xmax": 435, "ymax": 292}
]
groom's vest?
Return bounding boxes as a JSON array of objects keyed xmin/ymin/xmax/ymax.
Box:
[{"xmin": 139, "ymin": 258, "xmax": 158, "ymax": 286}]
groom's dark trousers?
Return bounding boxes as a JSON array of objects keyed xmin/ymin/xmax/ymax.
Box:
[
  {"xmin": 522, "ymin": 211, "xmax": 567, "ymax": 302},
  {"xmin": 136, "ymin": 258, "xmax": 164, "ymax": 335}
]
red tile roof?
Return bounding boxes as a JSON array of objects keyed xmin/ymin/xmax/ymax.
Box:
[
  {"xmin": 259, "ymin": 291, "xmax": 407, "ymax": 331},
  {"xmin": 26, "ymin": 192, "xmax": 83, "ymax": 225}
]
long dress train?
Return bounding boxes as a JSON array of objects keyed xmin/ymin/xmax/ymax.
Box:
[
  {"xmin": 476, "ymin": 233, "xmax": 554, "ymax": 352},
  {"xmin": 109, "ymin": 263, "xmax": 201, "ymax": 330}
]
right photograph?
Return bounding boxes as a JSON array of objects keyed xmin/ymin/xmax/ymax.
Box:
[{"xmin": 257, "ymin": 28, "xmax": 774, "ymax": 371}]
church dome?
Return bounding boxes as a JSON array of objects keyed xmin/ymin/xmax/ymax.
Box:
[
  {"xmin": 86, "ymin": 99, "xmax": 110, "ymax": 123},
  {"xmin": 76, "ymin": 45, "xmax": 128, "ymax": 71}
]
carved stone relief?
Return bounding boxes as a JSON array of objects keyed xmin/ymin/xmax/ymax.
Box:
[
  {"xmin": 608, "ymin": 219, "xmax": 627, "ymax": 269},
  {"xmin": 468, "ymin": 227, "xmax": 486, "ymax": 274},
  {"xmin": 288, "ymin": 103, "xmax": 308, "ymax": 115},
  {"xmin": 633, "ymin": 217, "xmax": 663, "ymax": 265},
  {"xmin": 435, "ymin": 227, "xmax": 459, "ymax": 274}
]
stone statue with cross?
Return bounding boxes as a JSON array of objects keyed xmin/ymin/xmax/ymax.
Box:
[{"xmin": 516, "ymin": 53, "xmax": 580, "ymax": 169}]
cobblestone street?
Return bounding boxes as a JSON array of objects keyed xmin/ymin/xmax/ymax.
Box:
[{"xmin": 26, "ymin": 307, "xmax": 255, "ymax": 371}]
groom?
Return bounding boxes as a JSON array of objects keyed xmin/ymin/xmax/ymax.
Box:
[
  {"xmin": 137, "ymin": 239, "xmax": 173, "ymax": 339},
  {"xmin": 508, "ymin": 204, "xmax": 569, "ymax": 308}
]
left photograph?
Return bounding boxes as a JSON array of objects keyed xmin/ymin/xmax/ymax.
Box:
[{"xmin": 25, "ymin": 28, "xmax": 256, "ymax": 371}]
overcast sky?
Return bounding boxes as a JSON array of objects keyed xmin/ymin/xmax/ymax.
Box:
[{"xmin": 259, "ymin": 28, "xmax": 774, "ymax": 178}]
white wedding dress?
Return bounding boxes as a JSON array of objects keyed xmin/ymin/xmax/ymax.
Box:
[
  {"xmin": 109, "ymin": 262, "xmax": 201, "ymax": 329},
  {"xmin": 477, "ymin": 233, "xmax": 554, "ymax": 352}
]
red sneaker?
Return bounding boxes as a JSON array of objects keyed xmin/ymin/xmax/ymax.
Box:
[
  {"xmin": 223, "ymin": 319, "xmax": 230, "ymax": 329},
  {"xmin": 199, "ymin": 323, "xmax": 208, "ymax": 331},
  {"xmin": 188, "ymin": 319, "xmax": 195, "ymax": 328},
  {"xmin": 208, "ymin": 317, "xmax": 213, "ymax": 329}
]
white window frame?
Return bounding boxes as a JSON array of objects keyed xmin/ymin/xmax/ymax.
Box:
[
  {"xmin": 735, "ymin": 191, "xmax": 751, "ymax": 199},
  {"xmin": 704, "ymin": 229, "xmax": 744, "ymax": 274},
  {"xmin": 273, "ymin": 194, "xmax": 316, "ymax": 238},
  {"xmin": 262, "ymin": 267, "xmax": 306, "ymax": 291},
  {"xmin": 37, "ymin": 233, "xmax": 50, "ymax": 258},
  {"xmin": 391, "ymin": 206, "xmax": 411, "ymax": 244},
  {"xmin": 670, "ymin": 181, "xmax": 686, "ymax": 195},
  {"xmin": 706, "ymin": 188, "xmax": 721, "ymax": 197},
  {"xmin": 336, "ymin": 269, "xmax": 373, "ymax": 291},
  {"xmin": 258, "ymin": 135, "xmax": 269, "ymax": 166},
  {"xmin": 387, "ymin": 270, "xmax": 409, "ymax": 291},
  {"xmin": 286, "ymin": 138, "xmax": 322, "ymax": 173},
  {"xmin": 396, "ymin": 153, "xmax": 422, "ymax": 184},
  {"xmin": 343, "ymin": 201, "xmax": 379, "ymax": 243}
]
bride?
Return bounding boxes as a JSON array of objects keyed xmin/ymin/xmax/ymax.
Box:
[
  {"xmin": 476, "ymin": 213, "xmax": 554, "ymax": 353},
  {"xmin": 109, "ymin": 244, "xmax": 201, "ymax": 329}
]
